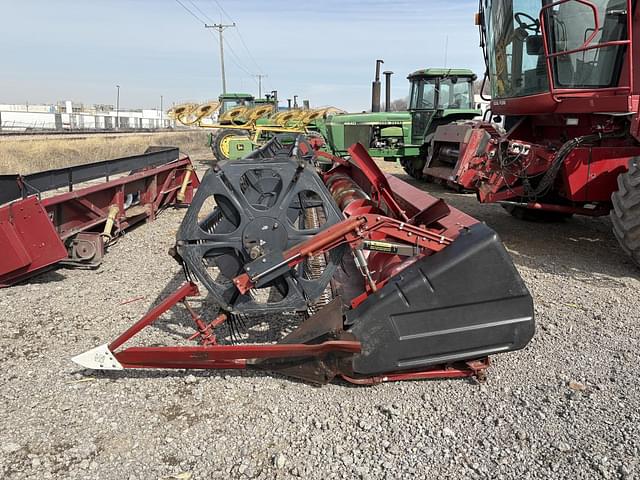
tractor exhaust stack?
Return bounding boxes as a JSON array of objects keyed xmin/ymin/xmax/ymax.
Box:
[
  {"xmin": 383, "ymin": 70, "xmax": 393, "ymax": 112},
  {"xmin": 371, "ymin": 59, "xmax": 384, "ymax": 112}
]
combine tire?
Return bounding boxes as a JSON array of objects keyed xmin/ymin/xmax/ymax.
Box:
[
  {"xmin": 212, "ymin": 129, "xmax": 248, "ymax": 161},
  {"xmin": 611, "ymin": 158, "xmax": 640, "ymax": 266},
  {"xmin": 502, "ymin": 204, "xmax": 573, "ymax": 222}
]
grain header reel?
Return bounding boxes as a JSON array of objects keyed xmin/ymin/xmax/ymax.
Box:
[{"xmin": 73, "ymin": 135, "xmax": 534, "ymax": 385}]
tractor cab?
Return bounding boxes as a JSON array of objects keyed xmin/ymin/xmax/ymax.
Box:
[
  {"xmin": 217, "ymin": 93, "xmax": 255, "ymax": 114},
  {"xmin": 407, "ymin": 69, "xmax": 478, "ymax": 144}
]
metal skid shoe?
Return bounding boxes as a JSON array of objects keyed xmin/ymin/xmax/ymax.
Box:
[{"xmin": 73, "ymin": 137, "xmax": 535, "ymax": 385}]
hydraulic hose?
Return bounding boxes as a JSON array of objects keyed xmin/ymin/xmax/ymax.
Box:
[{"xmin": 524, "ymin": 130, "xmax": 625, "ymax": 199}]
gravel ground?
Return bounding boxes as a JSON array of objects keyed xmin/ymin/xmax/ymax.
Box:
[{"xmin": 1, "ymin": 155, "xmax": 639, "ymax": 480}]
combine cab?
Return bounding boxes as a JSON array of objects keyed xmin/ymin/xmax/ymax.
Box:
[
  {"xmin": 73, "ymin": 136, "xmax": 534, "ymax": 385},
  {"xmin": 425, "ymin": 0, "xmax": 640, "ymax": 267}
]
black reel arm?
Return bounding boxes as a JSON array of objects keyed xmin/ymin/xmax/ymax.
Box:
[{"xmin": 176, "ymin": 149, "xmax": 346, "ymax": 315}]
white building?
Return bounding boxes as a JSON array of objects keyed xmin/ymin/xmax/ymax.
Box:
[{"xmin": 0, "ymin": 101, "xmax": 174, "ymax": 132}]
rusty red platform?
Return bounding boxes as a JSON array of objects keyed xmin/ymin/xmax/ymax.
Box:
[{"xmin": 0, "ymin": 147, "xmax": 199, "ymax": 286}]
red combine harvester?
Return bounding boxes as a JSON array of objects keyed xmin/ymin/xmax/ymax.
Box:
[
  {"xmin": 73, "ymin": 137, "xmax": 534, "ymax": 385},
  {"xmin": 0, "ymin": 147, "xmax": 199, "ymax": 286},
  {"xmin": 423, "ymin": 0, "xmax": 640, "ymax": 266}
]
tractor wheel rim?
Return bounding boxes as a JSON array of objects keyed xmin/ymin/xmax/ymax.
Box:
[{"xmin": 220, "ymin": 135, "xmax": 233, "ymax": 158}]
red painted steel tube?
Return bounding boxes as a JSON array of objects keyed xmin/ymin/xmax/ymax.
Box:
[
  {"xmin": 115, "ymin": 341, "xmax": 362, "ymax": 368},
  {"xmin": 122, "ymin": 359, "xmax": 247, "ymax": 370},
  {"xmin": 340, "ymin": 358, "xmax": 490, "ymax": 385},
  {"xmin": 501, "ymin": 201, "xmax": 610, "ymax": 217},
  {"xmin": 233, "ymin": 217, "xmax": 365, "ymax": 293},
  {"xmin": 340, "ymin": 369, "xmax": 473, "ymax": 385},
  {"xmin": 109, "ymin": 282, "xmax": 200, "ymax": 351}
]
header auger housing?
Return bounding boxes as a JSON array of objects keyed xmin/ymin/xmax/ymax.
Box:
[{"xmin": 73, "ymin": 136, "xmax": 534, "ymax": 385}]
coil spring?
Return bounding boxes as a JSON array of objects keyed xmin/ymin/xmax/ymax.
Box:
[{"xmin": 304, "ymin": 205, "xmax": 333, "ymax": 315}]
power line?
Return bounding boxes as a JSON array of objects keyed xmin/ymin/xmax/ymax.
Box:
[
  {"xmin": 174, "ymin": 0, "xmax": 206, "ymax": 24},
  {"xmin": 207, "ymin": 0, "xmax": 266, "ymax": 80},
  {"xmin": 209, "ymin": 0, "xmax": 232, "ymax": 21},
  {"xmin": 173, "ymin": 0, "xmax": 262, "ymax": 92},
  {"xmin": 187, "ymin": 0, "xmax": 215, "ymax": 23},
  {"xmin": 223, "ymin": 37, "xmax": 257, "ymax": 79},
  {"xmin": 234, "ymin": 27, "xmax": 265, "ymax": 74}
]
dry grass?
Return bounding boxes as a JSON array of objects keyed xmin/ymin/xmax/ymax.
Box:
[{"xmin": 0, "ymin": 130, "xmax": 212, "ymax": 174}]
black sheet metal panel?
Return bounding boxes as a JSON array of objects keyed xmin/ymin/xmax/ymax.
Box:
[
  {"xmin": 346, "ymin": 223, "xmax": 535, "ymax": 376},
  {"xmin": 0, "ymin": 147, "xmax": 179, "ymax": 205},
  {"xmin": 0, "ymin": 176, "xmax": 22, "ymax": 206}
]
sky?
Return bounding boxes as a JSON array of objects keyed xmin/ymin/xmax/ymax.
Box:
[{"xmin": 0, "ymin": 0, "xmax": 484, "ymax": 112}]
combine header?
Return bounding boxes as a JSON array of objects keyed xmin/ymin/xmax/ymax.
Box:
[
  {"xmin": 0, "ymin": 148, "xmax": 199, "ymax": 286},
  {"xmin": 74, "ymin": 136, "xmax": 534, "ymax": 384}
]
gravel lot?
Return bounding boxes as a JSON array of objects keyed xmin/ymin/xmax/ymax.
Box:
[{"xmin": 1, "ymin": 154, "xmax": 639, "ymax": 480}]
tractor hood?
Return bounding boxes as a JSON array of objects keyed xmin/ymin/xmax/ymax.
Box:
[{"xmin": 326, "ymin": 111, "xmax": 411, "ymax": 125}]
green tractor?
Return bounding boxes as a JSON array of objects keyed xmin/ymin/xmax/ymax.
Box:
[
  {"xmin": 217, "ymin": 92, "xmax": 256, "ymax": 113},
  {"xmin": 321, "ymin": 68, "xmax": 480, "ymax": 179},
  {"xmin": 206, "ymin": 92, "xmax": 279, "ymax": 160}
]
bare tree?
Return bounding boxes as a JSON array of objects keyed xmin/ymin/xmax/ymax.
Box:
[
  {"xmin": 380, "ymin": 97, "xmax": 409, "ymax": 112},
  {"xmin": 473, "ymin": 76, "xmax": 491, "ymax": 96}
]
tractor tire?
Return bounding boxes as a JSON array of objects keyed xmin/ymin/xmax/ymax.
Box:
[
  {"xmin": 610, "ymin": 158, "xmax": 640, "ymax": 267},
  {"xmin": 212, "ymin": 129, "xmax": 248, "ymax": 161},
  {"xmin": 402, "ymin": 134, "xmax": 434, "ymax": 180},
  {"xmin": 401, "ymin": 157, "xmax": 424, "ymax": 180},
  {"xmin": 501, "ymin": 204, "xmax": 573, "ymax": 222}
]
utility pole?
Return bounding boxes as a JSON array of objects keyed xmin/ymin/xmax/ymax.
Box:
[
  {"xmin": 160, "ymin": 95, "xmax": 163, "ymax": 129},
  {"xmin": 205, "ymin": 23, "xmax": 236, "ymax": 94},
  {"xmin": 115, "ymin": 84, "xmax": 120, "ymax": 130},
  {"xmin": 444, "ymin": 35, "xmax": 449, "ymax": 68},
  {"xmin": 254, "ymin": 74, "xmax": 267, "ymax": 98}
]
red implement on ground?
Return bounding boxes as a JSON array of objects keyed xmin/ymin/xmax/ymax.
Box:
[
  {"xmin": 0, "ymin": 147, "xmax": 199, "ymax": 286},
  {"xmin": 73, "ymin": 136, "xmax": 534, "ymax": 385}
]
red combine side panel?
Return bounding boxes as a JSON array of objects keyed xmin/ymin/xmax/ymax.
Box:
[{"xmin": 0, "ymin": 147, "xmax": 199, "ymax": 286}]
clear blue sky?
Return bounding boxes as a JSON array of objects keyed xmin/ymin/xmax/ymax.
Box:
[{"xmin": 1, "ymin": 0, "xmax": 484, "ymax": 111}]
